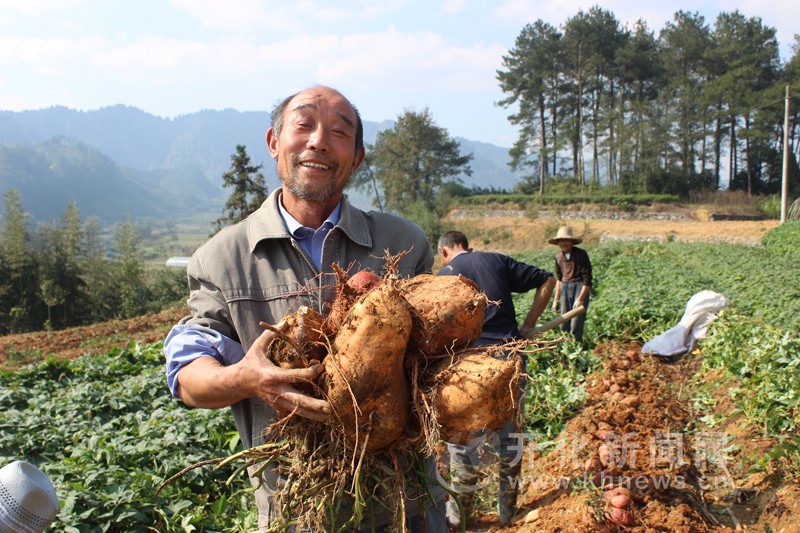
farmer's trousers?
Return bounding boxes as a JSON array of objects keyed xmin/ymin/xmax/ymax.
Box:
[
  {"xmin": 445, "ymin": 376, "xmax": 526, "ymax": 524},
  {"xmin": 446, "ymin": 415, "xmax": 523, "ymax": 502},
  {"xmin": 558, "ymin": 281, "xmax": 589, "ymax": 343}
]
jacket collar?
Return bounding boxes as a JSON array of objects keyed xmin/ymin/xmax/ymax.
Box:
[{"xmin": 246, "ymin": 188, "xmax": 373, "ymax": 252}]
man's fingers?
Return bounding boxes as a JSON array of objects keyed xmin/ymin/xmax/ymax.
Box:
[
  {"xmin": 271, "ymin": 390, "xmax": 331, "ymax": 421},
  {"xmin": 277, "ymin": 363, "xmax": 325, "ymax": 382}
]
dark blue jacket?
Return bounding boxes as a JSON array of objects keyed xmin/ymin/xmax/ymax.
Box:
[{"xmin": 438, "ymin": 251, "xmax": 552, "ymax": 344}]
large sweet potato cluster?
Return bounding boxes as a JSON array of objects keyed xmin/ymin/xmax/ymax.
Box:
[
  {"xmin": 269, "ymin": 269, "xmax": 523, "ymax": 454},
  {"xmin": 250, "ymin": 266, "xmax": 527, "ymax": 530}
]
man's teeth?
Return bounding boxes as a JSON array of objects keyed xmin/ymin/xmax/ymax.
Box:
[{"xmin": 301, "ymin": 162, "xmax": 330, "ymax": 170}]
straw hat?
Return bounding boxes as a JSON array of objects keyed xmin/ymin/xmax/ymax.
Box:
[
  {"xmin": 548, "ymin": 225, "xmax": 583, "ymax": 245},
  {"xmin": 0, "ymin": 461, "xmax": 59, "ymax": 533}
]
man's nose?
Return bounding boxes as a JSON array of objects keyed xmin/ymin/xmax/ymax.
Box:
[{"xmin": 307, "ymin": 126, "xmax": 330, "ymax": 151}]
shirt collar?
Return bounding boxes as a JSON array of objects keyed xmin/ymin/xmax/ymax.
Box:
[
  {"xmin": 246, "ymin": 188, "xmax": 373, "ymax": 252},
  {"xmin": 277, "ymin": 193, "xmax": 342, "ymax": 238}
]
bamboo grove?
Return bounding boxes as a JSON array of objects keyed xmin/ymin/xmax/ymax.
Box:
[{"xmin": 496, "ymin": 7, "xmax": 800, "ymax": 196}]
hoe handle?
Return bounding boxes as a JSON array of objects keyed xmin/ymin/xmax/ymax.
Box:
[{"xmin": 524, "ymin": 305, "xmax": 586, "ymax": 339}]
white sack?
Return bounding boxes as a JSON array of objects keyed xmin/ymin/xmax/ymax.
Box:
[{"xmin": 641, "ymin": 290, "xmax": 731, "ymax": 358}]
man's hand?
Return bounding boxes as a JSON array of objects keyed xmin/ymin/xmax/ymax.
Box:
[
  {"xmin": 238, "ymin": 327, "xmax": 332, "ymax": 422},
  {"xmin": 177, "ymin": 327, "xmax": 331, "ymax": 422},
  {"xmin": 574, "ymin": 299, "xmax": 584, "ymax": 310},
  {"xmin": 552, "ymin": 301, "xmax": 559, "ymax": 315}
]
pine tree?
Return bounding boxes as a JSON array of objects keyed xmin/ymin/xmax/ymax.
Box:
[
  {"xmin": 112, "ymin": 215, "xmax": 147, "ymax": 318},
  {"xmin": 217, "ymin": 145, "xmax": 268, "ymax": 229}
]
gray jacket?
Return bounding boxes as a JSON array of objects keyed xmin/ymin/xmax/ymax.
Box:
[{"xmin": 180, "ymin": 188, "xmax": 439, "ymax": 527}]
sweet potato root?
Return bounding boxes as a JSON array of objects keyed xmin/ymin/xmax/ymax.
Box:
[
  {"xmin": 324, "ymin": 281, "xmax": 412, "ymax": 453},
  {"xmin": 324, "ymin": 268, "xmax": 382, "ymax": 336},
  {"xmin": 399, "ymin": 274, "xmax": 486, "ymax": 357},
  {"xmin": 428, "ymin": 350, "xmax": 521, "ymax": 444},
  {"xmin": 265, "ymin": 306, "xmax": 326, "ymax": 369}
]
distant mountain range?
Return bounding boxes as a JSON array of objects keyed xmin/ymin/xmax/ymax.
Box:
[{"xmin": 0, "ymin": 105, "xmax": 523, "ymax": 224}]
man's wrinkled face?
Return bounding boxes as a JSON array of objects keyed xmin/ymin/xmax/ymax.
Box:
[{"xmin": 267, "ymin": 87, "xmax": 364, "ymax": 204}]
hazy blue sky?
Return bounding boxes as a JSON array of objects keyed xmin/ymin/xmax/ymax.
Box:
[{"xmin": 1, "ymin": 0, "xmax": 797, "ymax": 147}]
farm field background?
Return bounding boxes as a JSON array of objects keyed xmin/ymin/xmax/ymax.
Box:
[{"xmin": 0, "ymin": 214, "xmax": 798, "ymax": 532}]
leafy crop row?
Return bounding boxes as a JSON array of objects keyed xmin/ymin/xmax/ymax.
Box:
[
  {"xmin": 0, "ymin": 344, "xmax": 254, "ymax": 532},
  {"xmin": 699, "ymin": 310, "xmax": 800, "ymax": 434},
  {"xmin": 585, "ymin": 239, "xmax": 800, "ymax": 343},
  {"xmin": 574, "ymin": 221, "xmax": 800, "ymax": 458},
  {"xmin": 516, "ymin": 221, "xmax": 800, "ymax": 446}
]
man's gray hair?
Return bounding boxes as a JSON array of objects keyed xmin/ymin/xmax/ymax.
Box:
[{"xmin": 270, "ymin": 87, "xmax": 364, "ymax": 154}]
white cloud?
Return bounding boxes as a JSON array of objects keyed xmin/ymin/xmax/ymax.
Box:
[
  {"xmin": 171, "ymin": 0, "xmax": 273, "ymax": 31},
  {"xmin": 0, "ymin": 0, "xmax": 90, "ymax": 16},
  {"xmin": 0, "ymin": 35, "xmax": 107, "ymax": 76},
  {"xmin": 312, "ymin": 29, "xmax": 505, "ymax": 92},
  {"xmin": 170, "ymin": 0, "xmax": 418, "ymax": 33},
  {"xmin": 441, "ymin": 0, "xmax": 467, "ymax": 15}
]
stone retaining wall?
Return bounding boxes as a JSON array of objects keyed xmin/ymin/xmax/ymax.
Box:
[
  {"xmin": 449, "ymin": 209, "xmax": 692, "ymax": 222},
  {"xmin": 598, "ymin": 232, "xmax": 763, "ymax": 247}
]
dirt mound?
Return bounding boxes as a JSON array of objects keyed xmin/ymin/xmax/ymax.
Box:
[
  {"xmin": 457, "ymin": 342, "xmax": 800, "ymax": 533},
  {"xmin": 0, "ymin": 306, "xmax": 188, "ymax": 369}
]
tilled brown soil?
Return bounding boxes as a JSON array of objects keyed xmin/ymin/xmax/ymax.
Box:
[
  {"xmin": 0, "ymin": 306, "xmax": 188, "ymax": 369},
  {"xmin": 449, "ymin": 213, "xmax": 779, "ymax": 255},
  {"xmin": 454, "ymin": 343, "xmax": 800, "ymax": 533}
]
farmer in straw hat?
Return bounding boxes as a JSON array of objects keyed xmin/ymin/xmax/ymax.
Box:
[
  {"xmin": 0, "ymin": 460, "xmax": 59, "ymax": 533},
  {"xmin": 549, "ymin": 225, "xmax": 592, "ymax": 343}
]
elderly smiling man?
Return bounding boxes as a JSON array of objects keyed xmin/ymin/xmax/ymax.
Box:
[{"xmin": 163, "ymin": 86, "xmax": 447, "ymax": 531}]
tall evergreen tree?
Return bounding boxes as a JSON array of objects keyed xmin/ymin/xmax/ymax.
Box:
[
  {"xmin": 614, "ymin": 20, "xmax": 664, "ymax": 189},
  {"xmin": 785, "ymin": 38, "xmax": 800, "ymax": 170},
  {"xmin": 81, "ymin": 216, "xmax": 115, "ymax": 322},
  {"xmin": 35, "ymin": 200, "xmax": 86, "ymax": 329},
  {"xmin": 660, "ymin": 11, "xmax": 713, "ymax": 182},
  {"xmin": 708, "ymin": 11, "xmax": 781, "ymax": 193},
  {"xmin": 217, "ymin": 144, "xmax": 268, "ymax": 228},
  {"xmin": 497, "ymin": 20, "xmax": 564, "ymax": 194},
  {"xmin": 112, "ymin": 215, "xmax": 147, "ymax": 319}
]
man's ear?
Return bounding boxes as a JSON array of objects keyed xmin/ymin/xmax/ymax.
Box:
[
  {"xmin": 266, "ymin": 129, "xmax": 279, "ymax": 160},
  {"xmin": 351, "ymin": 147, "xmax": 366, "ymax": 172}
]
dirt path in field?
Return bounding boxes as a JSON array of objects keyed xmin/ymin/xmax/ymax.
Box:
[
  {"xmin": 0, "ymin": 306, "xmax": 188, "ymax": 369},
  {"xmin": 448, "ymin": 210, "xmax": 779, "ymax": 254}
]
